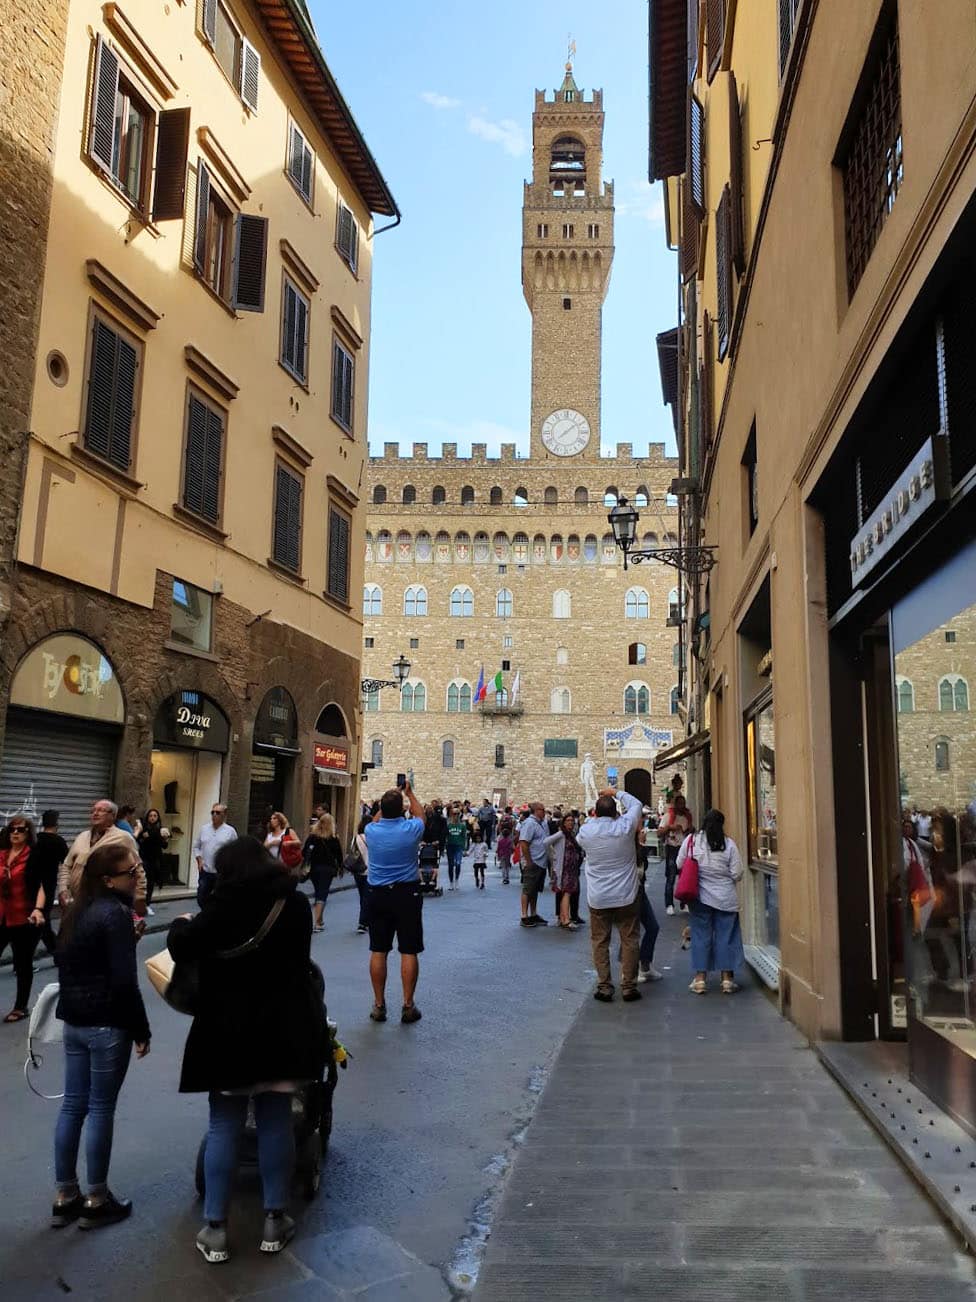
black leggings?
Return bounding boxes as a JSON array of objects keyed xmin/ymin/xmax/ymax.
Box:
[{"xmin": 0, "ymin": 923, "xmax": 39, "ymax": 1011}]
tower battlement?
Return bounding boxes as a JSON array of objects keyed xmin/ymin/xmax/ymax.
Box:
[{"xmin": 371, "ymin": 441, "xmax": 673, "ymax": 467}]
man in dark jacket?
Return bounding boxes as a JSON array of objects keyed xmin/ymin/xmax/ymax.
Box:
[
  {"xmin": 476, "ymin": 799, "xmax": 498, "ymax": 849},
  {"xmin": 28, "ymin": 809, "xmax": 68, "ymax": 954}
]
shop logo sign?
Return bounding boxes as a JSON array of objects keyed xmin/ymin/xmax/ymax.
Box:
[
  {"xmin": 849, "ymin": 437, "xmax": 949, "ymax": 587},
  {"xmin": 314, "ymin": 742, "xmax": 348, "ymax": 771},
  {"xmin": 43, "ymin": 651, "xmax": 108, "ymax": 702},
  {"xmin": 176, "ymin": 704, "xmax": 212, "ymax": 740}
]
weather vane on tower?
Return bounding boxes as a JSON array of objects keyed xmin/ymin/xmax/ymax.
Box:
[{"xmin": 567, "ymin": 34, "xmax": 576, "ymax": 68}]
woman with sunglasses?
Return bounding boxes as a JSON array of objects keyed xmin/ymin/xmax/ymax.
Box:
[
  {"xmin": 0, "ymin": 816, "xmax": 41, "ymax": 1022},
  {"xmin": 52, "ymin": 842, "xmax": 150, "ymax": 1229}
]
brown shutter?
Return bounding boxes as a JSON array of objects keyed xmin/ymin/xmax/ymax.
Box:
[
  {"xmin": 680, "ymin": 176, "xmax": 700, "ymax": 283},
  {"xmin": 332, "ymin": 341, "xmax": 354, "ymax": 429},
  {"xmin": 232, "ymin": 214, "xmax": 268, "ymax": 312},
  {"xmin": 707, "ymin": 0, "xmax": 725, "ymax": 79},
  {"xmin": 716, "ymin": 185, "xmax": 732, "ymax": 361},
  {"xmin": 687, "ymin": 0, "xmax": 700, "ymax": 82},
  {"xmin": 688, "ymin": 93, "xmax": 705, "ymax": 217},
  {"xmin": 88, "ymin": 35, "xmax": 119, "ymax": 174},
  {"xmin": 85, "ymin": 317, "xmax": 136, "ymax": 470},
  {"xmin": 273, "ymin": 464, "xmax": 302, "ymax": 571},
  {"xmin": 328, "ymin": 507, "xmax": 351, "ymax": 602},
  {"xmin": 201, "ymin": 0, "xmax": 217, "ymax": 46},
  {"xmin": 152, "ymin": 108, "xmax": 190, "ymax": 222},
  {"xmin": 778, "ymin": 0, "xmax": 794, "ymax": 74},
  {"xmin": 241, "ymin": 39, "xmax": 260, "ymax": 113},
  {"xmin": 193, "ymin": 162, "xmax": 210, "ymax": 273},
  {"xmin": 700, "ymin": 312, "xmax": 714, "ymax": 455},
  {"xmin": 728, "ymin": 73, "xmax": 745, "ymax": 277}
]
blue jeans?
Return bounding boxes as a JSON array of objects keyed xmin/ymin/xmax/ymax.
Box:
[
  {"xmin": 639, "ymin": 885, "xmax": 659, "ymax": 968},
  {"xmin": 55, "ymin": 1024, "xmax": 133, "ymax": 1193},
  {"xmin": 197, "ymin": 870, "xmax": 217, "ymax": 908},
  {"xmin": 688, "ymin": 900, "xmax": 743, "ymax": 974},
  {"xmin": 204, "ymin": 1091, "xmax": 295, "ymax": 1221},
  {"xmin": 446, "ymin": 846, "xmax": 463, "ymax": 880}
]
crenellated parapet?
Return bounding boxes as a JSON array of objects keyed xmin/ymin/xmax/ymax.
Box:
[{"xmin": 369, "ymin": 441, "xmax": 673, "ymax": 466}]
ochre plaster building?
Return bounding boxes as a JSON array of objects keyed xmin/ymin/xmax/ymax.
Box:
[
  {"xmin": 651, "ymin": 0, "xmax": 976, "ymax": 1133},
  {"xmin": 362, "ymin": 65, "xmax": 679, "ymax": 809},
  {"xmin": 0, "ymin": 0, "xmax": 397, "ymax": 881}
]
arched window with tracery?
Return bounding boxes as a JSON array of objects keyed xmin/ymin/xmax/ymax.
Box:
[
  {"xmin": 624, "ymin": 682, "xmax": 650, "ymax": 715},
  {"xmin": 450, "ymin": 585, "xmax": 474, "ymax": 617}
]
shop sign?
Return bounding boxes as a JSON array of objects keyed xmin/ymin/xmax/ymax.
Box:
[
  {"xmin": 153, "ymin": 691, "xmax": 230, "ymax": 753},
  {"xmin": 314, "ymin": 741, "xmax": 349, "ymax": 772},
  {"xmin": 253, "ymin": 686, "xmax": 299, "ymax": 751},
  {"xmin": 849, "ymin": 437, "xmax": 949, "ymax": 587},
  {"xmin": 10, "ymin": 634, "xmax": 124, "ymax": 723}
]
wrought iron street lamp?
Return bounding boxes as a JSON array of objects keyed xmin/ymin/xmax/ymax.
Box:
[
  {"xmin": 608, "ymin": 496, "xmax": 717, "ymax": 575},
  {"xmin": 361, "ymin": 652, "xmax": 411, "ymax": 702}
]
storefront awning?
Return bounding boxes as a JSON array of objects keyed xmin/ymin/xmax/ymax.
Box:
[
  {"xmin": 652, "ymin": 728, "xmax": 711, "ymax": 771},
  {"xmin": 315, "ymin": 769, "xmax": 351, "ymax": 787}
]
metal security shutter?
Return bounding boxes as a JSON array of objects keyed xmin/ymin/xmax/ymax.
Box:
[{"xmin": 0, "ymin": 713, "xmax": 117, "ymax": 843}]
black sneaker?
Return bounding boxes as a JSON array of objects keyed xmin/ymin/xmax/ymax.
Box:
[
  {"xmin": 593, "ymin": 990, "xmax": 614, "ymax": 1003},
  {"xmin": 520, "ymin": 918, "xmax": 534, "ymax": 927},
  {"xmin": 78, "ymin": 1192, "xmax": 132, "ymax": 1230},
  {"xmin": 534, "ymin": 916, "xmax": 549, "ymax": 926},
  {"xmin": 51, "ymin": 1195, "xmax": 83, "ymax": 1229}
]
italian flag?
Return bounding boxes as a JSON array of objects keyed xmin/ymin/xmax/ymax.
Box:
[{"xmin": 493, "ymin": 670, "xmax": 504, "ymax": 693}]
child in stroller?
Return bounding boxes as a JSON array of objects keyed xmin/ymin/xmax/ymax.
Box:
[{"xmin": 418, "ymin": 841, "xmax": 443, "ymax": 897}]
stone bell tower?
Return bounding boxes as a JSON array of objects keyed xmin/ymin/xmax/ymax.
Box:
[{"xmin": 522, "ymin": 62, "xmax": 614, "ymax": 461}]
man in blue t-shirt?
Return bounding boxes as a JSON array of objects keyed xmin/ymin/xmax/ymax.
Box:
[{"xmin": 363, "ymin": 781, "xmax": 426, "ymax": 1024}]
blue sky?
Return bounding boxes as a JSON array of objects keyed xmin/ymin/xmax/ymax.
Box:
[{"xmin": 310, "ymin": 1, "xmax": 678, "ymax": 459}]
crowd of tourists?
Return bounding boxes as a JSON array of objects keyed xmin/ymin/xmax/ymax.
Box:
[{"xmin": 0, "ymin": 769, "xmax": 745, "ymax": 1264}]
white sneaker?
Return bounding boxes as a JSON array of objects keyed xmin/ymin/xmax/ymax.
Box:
[
  {"xmin": 666, "ymin": 905, "xmax": 674, "ymax": 916},
  {"xmin": 645, "ymin": 964, "xmax": 664, "ymax": 981},
  {"xmin": 146, "ymin": 906, "xmax": 155, "ymax": 916},
  {"xmin": 636, "ymin": 968, "xmax": 648, "ymax": 983}
]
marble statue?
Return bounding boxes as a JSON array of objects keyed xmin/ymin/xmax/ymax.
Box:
[{"xmin": 581, "ymin": 752, "xmax": 599, "ymax": 810}]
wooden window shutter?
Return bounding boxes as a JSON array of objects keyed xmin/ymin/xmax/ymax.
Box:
[
  {"xmin": 328, "ymin": 506, "xmax": 351, "ymax": 602},
  {"xmin": 232, "ymin": 214, "xmax": 268, "ymax": 312},
  {"xmin": 201, "ymin": 0, "xmax": 217, "ymax": 45},
  {"xmin": 700, "ymin": 312, "xmax": 714, "ymax": 455},
  {"xmin": 337, "ymin": 204, "xmax": 358, "ymax": 271},
  {"xmin": 288, "ymin": 125, "xmax": 313, "ymax": 201},
  {"xmin": 778, "ymin": 0, "xmax": 794, "ymax": 75},
  {"xmin": 152, "ymin": 108, "xmax": 190, "ymax": 222},
  {"xmin": 183, "ymin": 394, "xmax": 223, "ymax": 522},
  {"xmin": 331, "ymin": 341, "xmax": 354, "ymax": 429},
  {"xmin": 193, "ymin": 162, "xmax": 210, "ymax": 273},
  {"xmin": 85, "ymin": 318, "xmax": 137, "ymax": 470},
  {"xmin": 706, "ymin": 0, "xmax": 725, "ymax": 79},
  {"xmin": 688, "ymin": 94, "xmax": 705, "ymax": 218},
  {"xmin": 687, "ymin": 0, "xmax": 700, "ymax": 82},
  {"xmin": 728, "ymin": 73, "xmax": 745, "ymax": 277},
  {"xmin": 282, "ymin": 281, "xmax": 308, "ymax": 381},
  {"xmin": 716, "ymin": 185, "xmax": 732, "ymax": 362},
  {"xmin": 240, "ymin": 39, "xmax": 260, "ymax": 113},
  {"xmin": 680, "ymin": 176, "xmax": 700, "ymax": 284},
  {"xmin": 273, "ymin": 464, "xmax": 302, "ymax": 571},
  {"xmin": 89, "ymin": 35, "xmax": 120, "ymax": 174}
]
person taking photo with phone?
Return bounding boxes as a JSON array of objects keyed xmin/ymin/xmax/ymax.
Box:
[{"xmin": 363, "ymin": 779, "xmax": 426, "ymax": 1025}]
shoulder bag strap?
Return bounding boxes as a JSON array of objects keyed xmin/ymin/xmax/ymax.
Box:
[{"xmin": 218, "ymin": 897, "xmax": 286, "ymax": 961}]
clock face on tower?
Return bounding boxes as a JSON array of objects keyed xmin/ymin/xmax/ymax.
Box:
[{"xmin": 541, "ymin": 409, "xmax": 591, "ymax": 457}]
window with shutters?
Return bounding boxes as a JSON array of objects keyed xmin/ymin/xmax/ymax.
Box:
[
  {"xmin": 716, "ymin": 186, "xmax": 732, "ymax": 361},
  {"xmin": 706, "ymin": 0, "xmax": 726, "ymax": 79},
  {"xmin": 82, "ymin": 310, "xmax": 141, "ymax": 474},
  {"xmin": 680, "ymin": 174, "xmax": 700, "ymax": 283},
  {"xmin": 331, "ymin": 338, "xmax": 355, "ymax": 433},
  {"xmin": 286, "ymin": 121, "xmax": 314, "ymax": 205},
  {"xmin": 688, "ymin": 95, "xmax": 705, "ymax": 218},
  {"xmin": 728, "ymin": 75, "xmax": 745, "ymax": 278},
  {"xmin": 280, "ymin": 277, "xmax": 310, "ymax": 384},
  {"xmin": 271, "ymin": 460, "xmax": 303, "ymax": 574},
  {"xmin": 327, "ymin": 504, "xmax": 351, "ymax": 603},
  {"xmin": 201, "ymin": 0, "xmax": 260, "ymax": 112},
  {"xmin": 336, "ymin": 202, "xmax": 359, "ymax": 273},
  {"xmin": 837, "ymin": 5, "xmax": 902, "ymax": 298},
  {"xmin": 86, "ymin": 37, "xmax": 190, "ymax": 221},
  {"xmin": 180, "ymin": 387, "xmax": 225, "ymax": 525},
  {"xmin": 193, "ymin": 163, "xmax": 268, "ymax": 312}
]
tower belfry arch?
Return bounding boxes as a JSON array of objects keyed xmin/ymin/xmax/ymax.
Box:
[{"xmin": 522, "ymin": 61, "xmax": 615, "ymax": 461}]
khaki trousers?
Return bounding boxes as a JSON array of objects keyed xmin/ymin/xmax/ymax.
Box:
[{"xmin": 589, "ymin": 897, "xmax": 640, "ymax": 995}]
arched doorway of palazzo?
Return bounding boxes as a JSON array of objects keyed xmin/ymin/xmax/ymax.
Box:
[{"xmin": 624, "ymin": 767, "xmax": 652, "ymax": 807}]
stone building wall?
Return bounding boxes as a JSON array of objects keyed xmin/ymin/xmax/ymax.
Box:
[
  {"xmin": 0, "ymin": 1, "xmax": 69, "ymax": 753},
  {"xmin": 894, "ymin": 606, "xmax": 976, "ymax": 815},
  {"xmin": 362, "ymin": 442, "xmax": 681, "ymax": 809}
]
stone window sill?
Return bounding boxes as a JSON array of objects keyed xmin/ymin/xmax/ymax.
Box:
[
  {"xmin": 267, "ymin": 557, "xmax": 306, "ymax": 586},
  {"xmin": 172, "ymin": 503, "xmax": 228, "ymax": 542},
  {"xmin": 71, "ymin": 443, "xmax": 144, "ymax": 495},
  {"xmin": 162, "ymin": 639, "xmax": 220, "ymax": 663}
]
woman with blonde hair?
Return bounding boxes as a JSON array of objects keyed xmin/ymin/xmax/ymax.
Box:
[{"xmin": 302, "ymin": 813, "xmax": 343, "ymax": 932}]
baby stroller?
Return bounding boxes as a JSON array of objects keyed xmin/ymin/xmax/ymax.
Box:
[
  {"xmin": 418, "ymin": 841, "xmax": 443, "ymax": 897},
  {"xmin": 194, "ymin": 962, "xmax": 343, "ymax": 1202}
]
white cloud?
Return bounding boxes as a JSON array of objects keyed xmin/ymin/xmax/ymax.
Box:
[
  {"xmin": 420, "ymin": 91, "xmax": 461, "ymax": 110},
  {"xmin": 615, "ymin": 181, "xmax": 666, "ymax": 226},
  {"xmin": 467, "ymin": 115, "xmax": 528, "ymax": 157}
]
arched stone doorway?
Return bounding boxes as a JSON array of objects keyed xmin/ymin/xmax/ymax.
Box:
[
  {"xmin": 624, "ymin": 767, "xmax": 652, "ymax": 807},
  {"xmin": 249, "ymin": 686, "xmax": 299, "ymax": 836}
]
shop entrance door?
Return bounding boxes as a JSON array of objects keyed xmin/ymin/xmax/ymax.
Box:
[{"xmin": 624, "ymin": 768, "xmax": 652, "ymax": 806}]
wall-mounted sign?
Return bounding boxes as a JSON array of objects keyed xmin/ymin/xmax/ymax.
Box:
[
  {"xmin": 543, "ymin": 738, "xmax": 578, "ymax": 759},
  {"xmin": 10, "ymin": 634, "xmax": 124, "ymax": 723},
  {"xmin": 849, "ymin": 437, "xmax": 949, "ymax": 588},
  {"xmin": 253, "ymin": 686, "xmax": 299, "ymax": 752},
  {"xmin": 153, "ymin": 691, "xmax": 230, "ymax": 753},
  {"xmin": 314, "ymin": 741, "xmax": 349, "ymax": 772}
]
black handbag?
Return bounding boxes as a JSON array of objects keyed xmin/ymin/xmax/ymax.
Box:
[{"xmin": 164, "ymin": 898, "xmax": 286, "ymax": 1017}]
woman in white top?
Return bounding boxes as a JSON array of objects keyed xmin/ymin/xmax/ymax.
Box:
[{"xmin": 676, "ymin": 808, "xmax": 744, "ymax": 995}]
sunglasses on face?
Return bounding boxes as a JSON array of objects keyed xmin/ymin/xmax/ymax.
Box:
[
  {"xmin": 9, "ymin": 826, "xmax": 27, "ymax": 834},
  {"xmin": 113, "ymin": 865, "xmax": 138, "ymax": 878}
]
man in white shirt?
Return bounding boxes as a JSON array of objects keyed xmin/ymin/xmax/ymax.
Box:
[
  {"xmin": 192, "ymin": 804, "xmax": 237, "ymax": 906},
  {"xmin": 577, "ymin": 788, "xmax": 644, "ymax": 1002}
]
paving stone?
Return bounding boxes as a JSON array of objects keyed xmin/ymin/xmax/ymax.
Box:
[
  {"xmin": 291, "ymin": 1224, "xmax": 427, "ymax": 1292},
  {"xmin": 239, "ymin": 1281, "xmax": 344, "ymax": 1301},
  {"xmin": 354, "ymin": 1265, "xmax": 453, "ymax": 1300}
]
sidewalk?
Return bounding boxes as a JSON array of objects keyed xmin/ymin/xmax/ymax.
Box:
[{"xmin": 474, "ymin": 887, "xmax": 976, "ymax": 1301}]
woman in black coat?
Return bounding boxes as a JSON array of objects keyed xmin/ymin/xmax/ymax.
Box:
[
  {"xmin": 136, "ymin": 809, "xmax": 167, "ymax": 913},
  {"xmin": 167, "ymin": 837, "xmax": 326, "ymax": 1265},
  {"xmin": 301, "ymin": 813, "xmax": 343, "ymax": 933}
]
